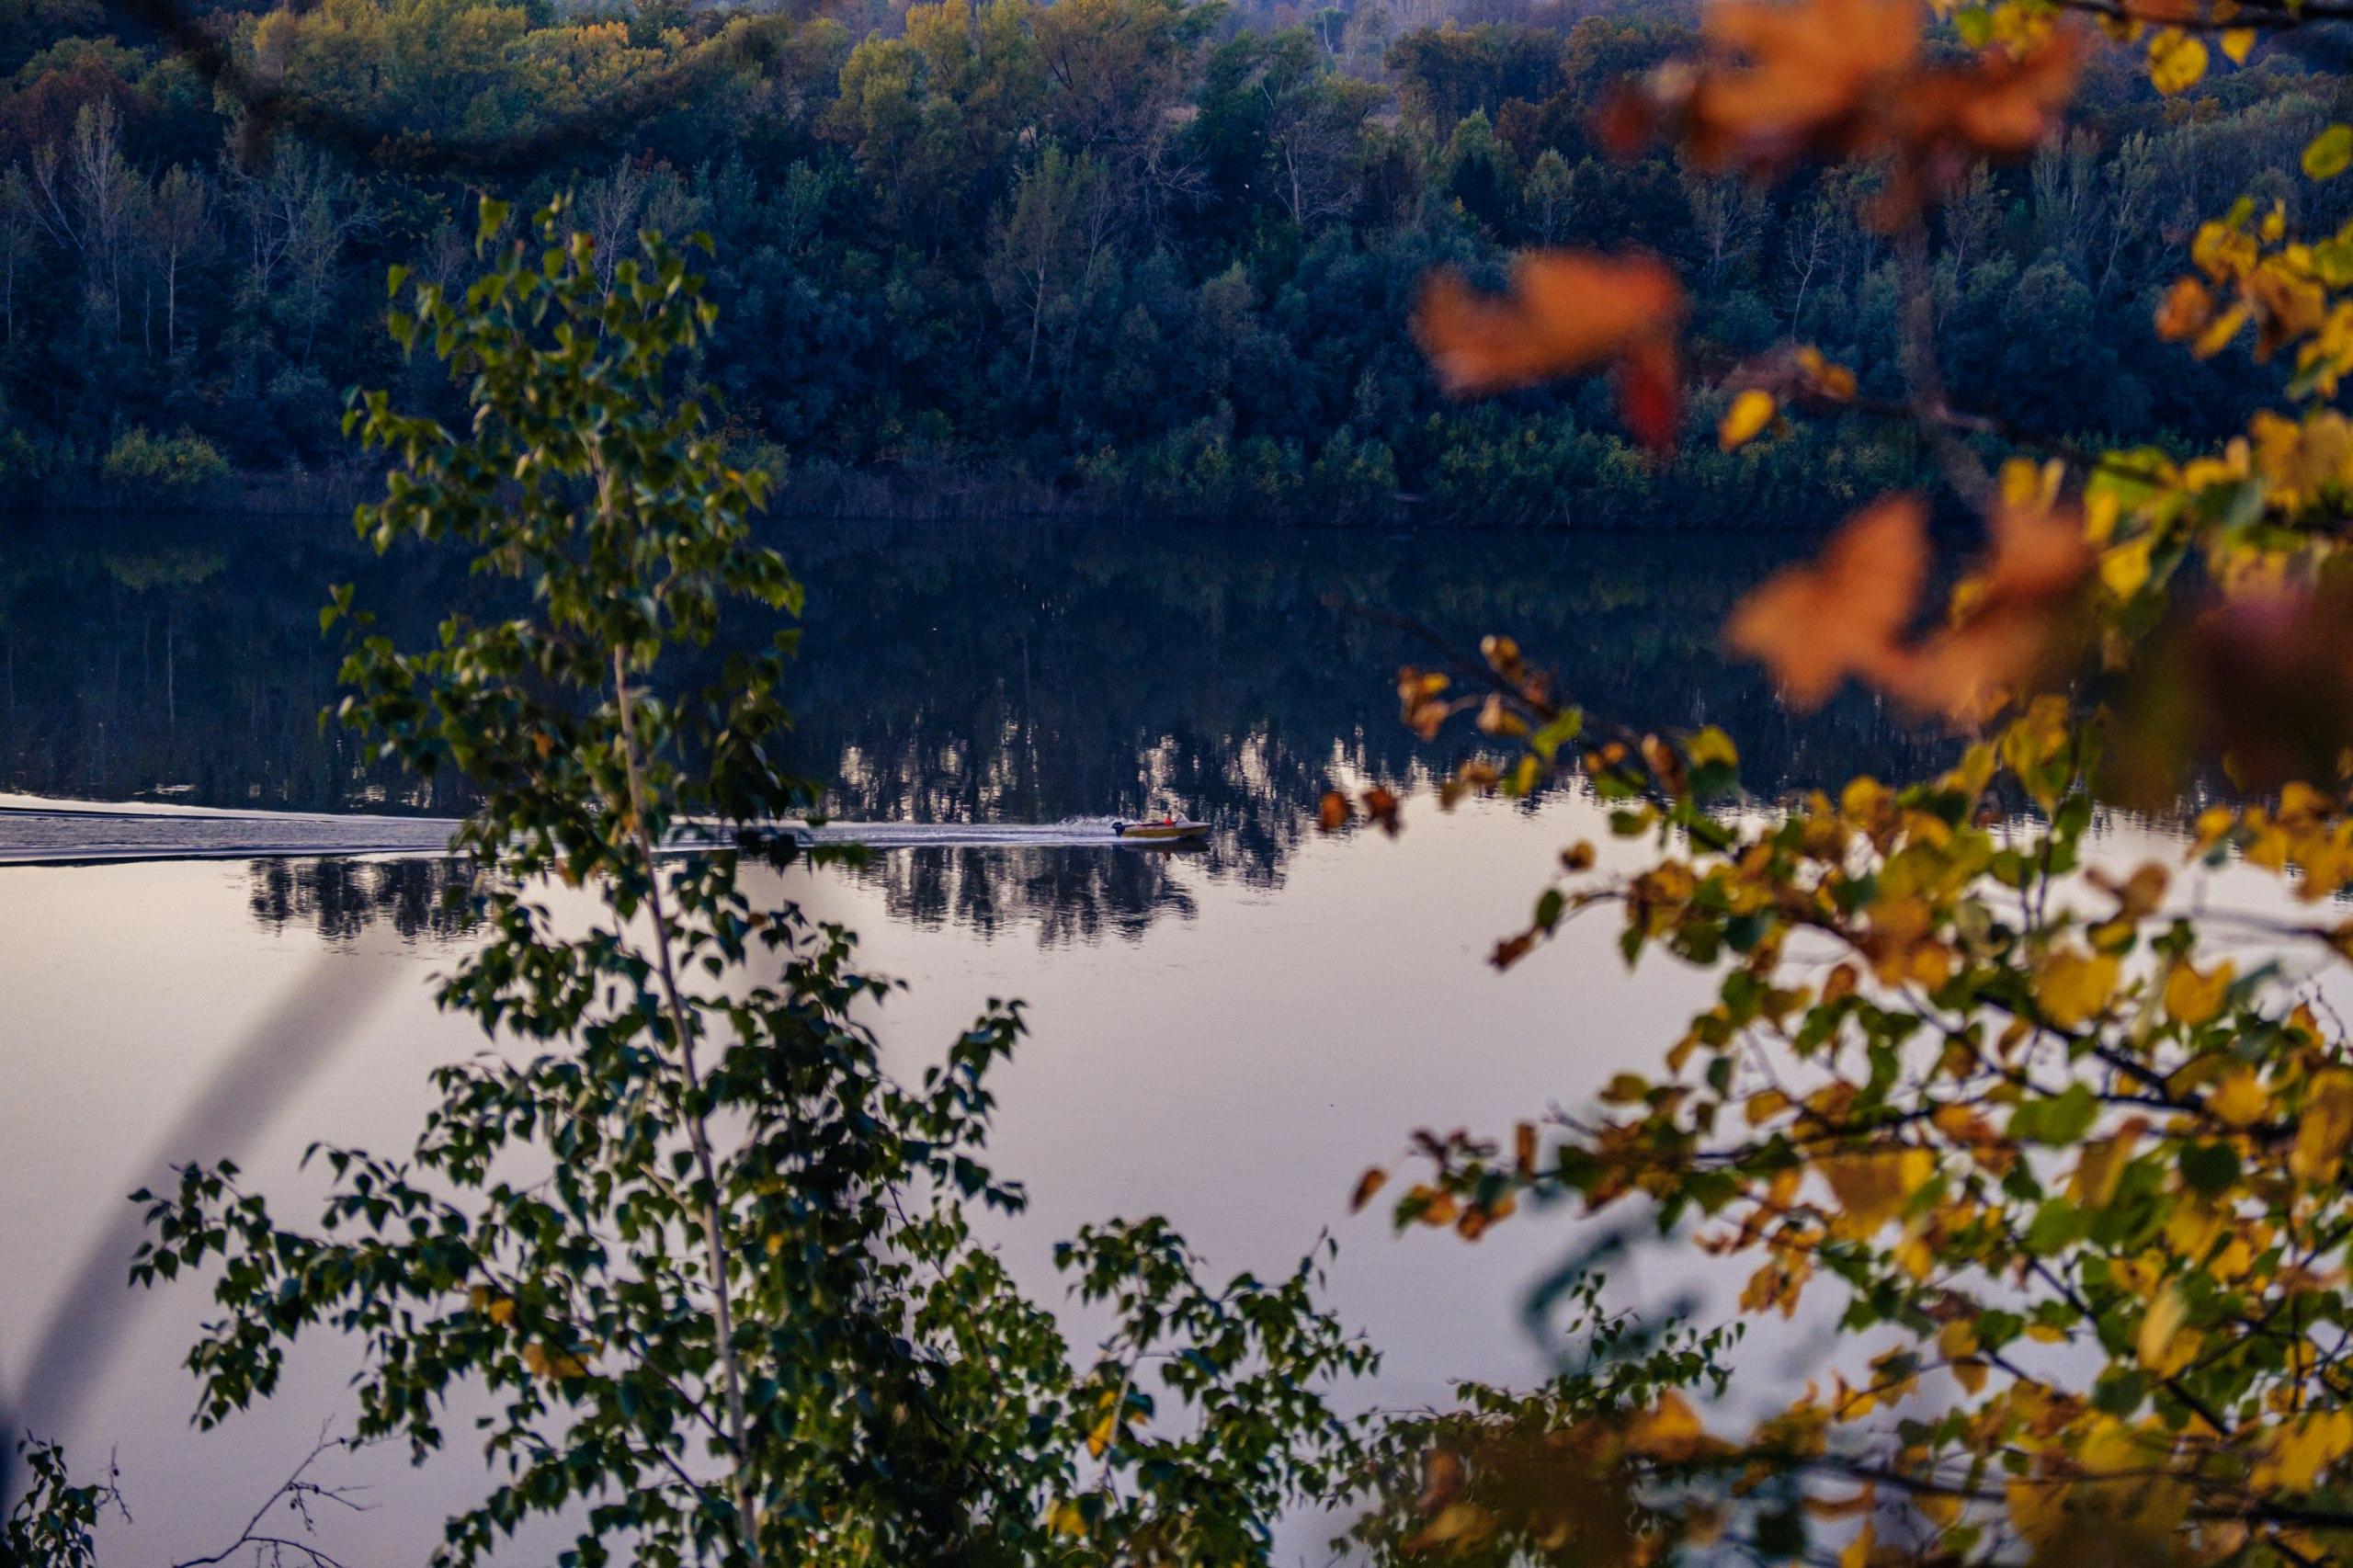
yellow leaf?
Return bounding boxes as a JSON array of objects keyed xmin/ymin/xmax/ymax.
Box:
[
  {"xmin": 1688, "ymin": 725, "xmax": 1740, "ymax": 769},
  {"xmin": 1404, "ymin": 1501, "xmax": 1495, "ymax": 1552},
  {"xmin": 2222, "ymin": 25, "xmax": 2255, "ymax": 62},
  {"xmin": 1839, "ymin": 1521, "xmax": 1875, "ymax": 1568},
  {"xmin": 1719, "ymin": 388, "xmax": 1778, "ymax": 451},
  {"xmin": 521, "ymin": 1341, "xmax": 591, "ymax": 1380},
  {"xmin": 1625, "ymin": 1391, "xmax": 1710, "ymax": 1459},
  {"xmin": 1952, "ymin": 1358, "xmax": 1988, "ymax": 1395},
  {"xmin": 2069, "ymin": 1127, "xmax": 2143, "ymax": 1206},
  {"xmin": 1798, "ymin": 346, "xmax": 1859, "ymax": 400},
  {"xmin": 1820, "ymin": 1147, "xmax": 1934, "ymax": 1235},
  {"xmin": 2137, "ymin": 1284, "xmax": 2187, "ymax": 1369},
  {"xmin": 2209, "ymin": 1065, "xmax": 2267, "ymax": 1128},
  {"xmin": 2148, "ymin": 28, "xmax": 2208, "ymax": 94},
  {"xmin": 2257, "ymin": 1410, "xmax": 2353, "ymax": 1491},
  {"xmin": 1601, "ymin": 1072, "xmax": 1651, "ymax": 1104},
  {"xmin": 2098, "ymin": 535, "xmax": 2154, "ymax": 600},
  {"xmin": 2194, "ymin": 302, "xmax": 2249, "ymax": 358},
  {"xmin": 2280, "ymin": 780, "xmax": 2333, "ymax": 822},
  {"xmin": 1048, "ymin": 1500, "xmax": 1087, "ymax": 1537},
  {"xmin": 2164, "ymin": 960, "xmax": 2234, "ymax": 1027},
  {"xmin": 2293, "ymin": 1070, "xmax": 2353, "ymax": 1181},
  {"xmin": 2036, "ymin": 949, "xmax": 2120, "ymax": 1029},
  {"xmin": 2007, "ymin": 1475, "xmax": 2072, "ymax": 1543},
  {"xmin": 2165, "ymin": 1200, "xmax": 2225, "ymax": 1259},
  {"xmin": 1086, "ymin": 1412, "xmax": 1117, "ymax": 1458},
  {"xmin": 2309, "ymin": 124, "xmax": 2353, "ymax": 181},
  {"xmin": 1897, "ymin": 1234, "xmax": 1934, "ymax": 1279}
]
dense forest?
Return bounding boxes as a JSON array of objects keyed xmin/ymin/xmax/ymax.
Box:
[{"xmin": 0, "ymin": 0, "xmax": 2344, "ymax": 521}]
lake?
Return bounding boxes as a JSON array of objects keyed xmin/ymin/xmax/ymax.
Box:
[{"xmin": 0, "ymin": 511, "xmax": 2026, "ymax": 1560}]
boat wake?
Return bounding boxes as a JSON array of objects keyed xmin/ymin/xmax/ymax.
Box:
[
  {"xmin": 798, "ymin": 816, "xmax": 1132, "ymax": 851},
  {"xmin": 0, "ymin": 798, "xmax": 1172, "ymax": 866}
]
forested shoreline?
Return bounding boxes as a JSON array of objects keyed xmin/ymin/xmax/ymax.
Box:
[{"xmin": 0, "ymin": 0, "xmax": 2343, "ymax": 523}]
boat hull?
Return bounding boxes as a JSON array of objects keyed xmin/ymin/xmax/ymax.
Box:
[{"xmin": 1112, "ymin": 821, "xmax": 1209, "ymax": 843}]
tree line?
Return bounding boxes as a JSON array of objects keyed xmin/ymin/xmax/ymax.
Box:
[{"xmin": 0, "ymin": 0, "xmax": 2345, "ymax": 521}]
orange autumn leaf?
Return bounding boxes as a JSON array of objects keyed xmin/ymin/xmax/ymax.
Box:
[
  {"xmin": 1725, "ymin": 495, "xmax": 1928, "ymax": 709},
  {"xmin": 1899, "ymin": 26, "xmax": 2085, "ymax": 161},
  {"xmin": 1881, "ymin": 499, "xmax": 2092, "ymax": 722},
  {"xmin": 1627, "ymin": 0, "xmax": 2081, "ymax": 224},
  {"xmin": 1683, "ymin": 0, "xmax": 1926, "ymax": 176},
  {"xmin": 1881, "ymin": 28, "xmax": 2085, "ymax": 220},
  {"xmin": 2154, "ymin": 275, "xmax": 2214, "ymax": 341},
  {"xmin": 1616, "ymin": 333, "xmax": 1684, "ymax": 454},
  {"xmin": 1317, "ymin": 790, "xmax": 1351, "ymax": 833},
  {"xmin": 1415, "ymin": 251, "xmax": 1686, "ymax": 448}
]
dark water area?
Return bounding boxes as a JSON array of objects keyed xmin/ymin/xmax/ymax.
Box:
[{"xmin": 0, "ymin": 510, "xmax": 1952, "ymax": 938}]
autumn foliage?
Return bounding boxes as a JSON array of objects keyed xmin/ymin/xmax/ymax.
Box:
[{"xmin": 1354, "ymin": 0, "xmax": 2353, "ymax": 1562}]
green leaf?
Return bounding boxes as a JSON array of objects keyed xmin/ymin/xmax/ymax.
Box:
[
  {"xmin": 476, "ymin": 198, "xmax": 511, "ymax": 248},
  {"xmin": 2306, "ymin": 124, "xmax": 2353, "ymax": 180},
  {"xmin": 2179, "ymin": 1141, "xmax": 2241, "ymax": 1195}
]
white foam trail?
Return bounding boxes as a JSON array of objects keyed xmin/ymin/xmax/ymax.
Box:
[
  {"xmin": 798, "ymin": 817, "xmax": 1132, "ymax": 850},
  {"xmin": 0, "ymin": 800, "xmax": 1176, "ymax": 866}
]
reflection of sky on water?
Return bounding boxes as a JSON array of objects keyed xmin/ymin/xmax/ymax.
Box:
[
  {"xmin": 5, "ymin": 511, "xmax": 2281, "ymax": 1559},
  {"xmin": 5, "ymin": 795, "xmax": 2335, "ymax": 1563}
]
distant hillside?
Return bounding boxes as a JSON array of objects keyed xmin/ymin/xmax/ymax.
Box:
[{"xmin": 0, "ymin": 0, "xmax": 2338, "ymax": 523}]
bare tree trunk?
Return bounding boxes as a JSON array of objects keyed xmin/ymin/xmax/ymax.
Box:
[
  {"xmin": 608, "ymin": 620, "xmax": 761, "ymax": 1557},
  {"xmin": 1025, "ymin": 268, "xmax": 1046, "ymax": 384}
]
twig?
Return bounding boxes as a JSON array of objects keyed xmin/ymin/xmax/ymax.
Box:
[
  {"xmin": 171, "ymin": 1427, "xmax": 367, "ymax": 1568},
  {"xmin": 1895, "ymin": 224, "xmax": 1997, "ymax": 516}
]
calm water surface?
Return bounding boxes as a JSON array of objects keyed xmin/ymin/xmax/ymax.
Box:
[{"xmin": 0, "ymin": 512, "xmax": 2126, "ymax": 1560}]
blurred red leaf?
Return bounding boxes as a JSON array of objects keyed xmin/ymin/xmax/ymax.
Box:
[
  {"xmin": 1619, "ymin": 0, "xmax": 2084, "ymax": 224},
  {"xmin": 1415, "ymin": 250, "xmax": 1685, "ymax": 442},
  {"xmin": 1615, "ymin": 335, "xmax": 1683, "ymax": 455},
  {"xmin": 1881, "ymin": 499, "xmax": 2092, "ymax": 722},
  {"xmin": 1725, "ymin": 495, "xmax": 1929, "ymax": 710}
]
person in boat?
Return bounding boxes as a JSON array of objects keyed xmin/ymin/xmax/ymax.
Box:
[{"xmin": 1113, "ymin": 810, "xmax": 1193, "ymax": 835}]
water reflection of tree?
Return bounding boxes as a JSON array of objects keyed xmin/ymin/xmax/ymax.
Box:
[
  {"xmin": 245, "ymin": 857, "xmax": 479, "ymax": 942},
  {"xmin": 849, "ymin": 845, "xmax": 1202, "ymax": 945},
  {"xmin": 8, "ymin": 512, "xmax": 1949, "ymax": 943},
  {"xmin": 1, "ymin": 514, "xmax": 471, "ymax": 811},
  {"xmin": 787, "ymin": 518, "xmax": 1951, "ymax": 939}
]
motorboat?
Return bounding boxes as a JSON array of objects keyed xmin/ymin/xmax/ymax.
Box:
[{"xmin": 1111, "ymin": 817, "xmax": 1209, "ymax": 844}]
